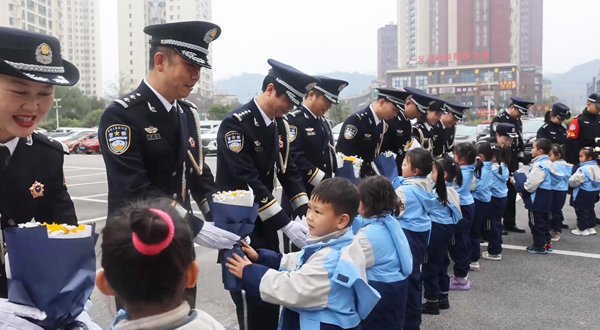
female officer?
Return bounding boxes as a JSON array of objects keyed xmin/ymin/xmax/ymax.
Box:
[{"xmin": 537, "ymin": 103, "xmax": 571, "ymax": 146}]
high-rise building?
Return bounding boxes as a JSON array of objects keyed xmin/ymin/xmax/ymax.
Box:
[
  {"xmin": 0, "ymin": 0, "xmax": 103, "ymax": 98},
  {"xmin": 377, "ymin": 24, "xmax": 397, "ymax": 81},
  {"xmin": 117, "ymin": 0, "xmax": 214, "ymax": 102}
]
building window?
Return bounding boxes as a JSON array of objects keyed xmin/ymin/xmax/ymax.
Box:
[
  {"xmin": 9, "ymin": 18, "xmax": 18, "ymax": 26},
  {"xmin": 460, "ymin": 71, "xmax": 475, "ymax": 83},
  {"xmin": 392, "ymin": 76, "xmax": 411, "ymax": 88},
  {"xmin": 416, "ymin": 75, "xmax": 428, "ymax": 89}
]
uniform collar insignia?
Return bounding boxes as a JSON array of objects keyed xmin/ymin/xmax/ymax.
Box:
[
  {"xmin": 26, "ymin": 135, "xmax": 33, "ymax": 146},
  {"xmin": 29, "ymin": 181, "xmax": 45, "ymax": 198},
  {"xmin": 148, "ymin": 102, "xmax": 157, "ymax": 112},
  {"xmin": 254, "ymin": 118, "xmax": 260, "ymax": 127},
  {"xmin": 145, "ymin": 126, "xmax": 159, "ymax": 134}
]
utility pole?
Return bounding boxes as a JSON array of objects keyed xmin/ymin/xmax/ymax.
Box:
[{"xmin": 54, "ymin": 98, "xmax": 62, "ymax": 129}]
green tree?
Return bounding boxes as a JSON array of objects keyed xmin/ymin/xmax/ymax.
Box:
[
  {"xmin": 40, "ymin": 87, "xmax": 107, "ymax": 129},
  {"xmin": 58, "ymin": 117, "xmax": 83, "ymax": 128},
  {"xmin": 328, "ymin": 100, "xmax": 352, "ymax": 125},
  {"xmin": 208, "ymin": 103, "xmax": 234, "ymax": 120},
  {"xmin": 83, "ymin": 109, "xmax": 105, "ymax": 127}
]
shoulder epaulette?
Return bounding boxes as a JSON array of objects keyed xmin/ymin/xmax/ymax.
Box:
[
  {"xmin": 112, "ymin": 92, "xmax": 143, "ymax": 109},
  {"xmin": 288, "ymin": 109, "xmax": 302, "ymax": 118},
  {"xmin": 232, "ymin": 109, "xmax": 252, "ymax": 122},
  {"xmin": 179, "ymin": 98, "xmax": 198, "ymax": 110},
  {"xmin": 32, "ymin": 132, "xmax": 70, "ymax": 154}
]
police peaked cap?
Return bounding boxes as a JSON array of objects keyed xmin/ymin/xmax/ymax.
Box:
[
  {"xmin": 312, "ymin": 76, "xmax": 348, "ymax": 104},
  {"xmin": 145, "ymin": 21, "xmax": 221, "ymax": 69},
  {"xmin": 0, "ymin": 26, "xmax": 79, "ymax": 86},
  {"xmin": 376, "ymin": 87, "xmax": 411, "ymax": 110},
  {"xmin": 495, "ymin": 122, "xmax": 518, "ymax": 138},
  {"xmin": 444, "ymin": 101, "xmax": 470, "ymax": 120},
  {"xmin": 550, "ymin": 102, "xmax": 571, "ymax": 120},
  {"xmin": 510, "ymin": 97, "xmax": 535, "ymax": 115},
  {"xmin": 404, "ymin": 87, "xmax": 444, "ymax": 113},
  {"xmin": 267, "ymin": 59, "xmax": 319, "ymax": 107}
]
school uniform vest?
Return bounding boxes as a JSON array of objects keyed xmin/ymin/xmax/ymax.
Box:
[
  {"xmin": 570, "ymin": 162, "xmax": 600, "ymax": 209},
  {"xmin": 392, "ymin": 177, "xmax": 437, "ymax": 233},
  {"xmin": 552, "ymin": 160, "xmax": 572, "ymax": 192},
  {"xmin": 490, "ymin": 163, "xmax": 509, "ymax": 198},
  {"xmin": 428, "ymin": 185, "xmax": 462, "ymax": 225},
  {"xmin": 471, "ymin": 162, "xmax": 493, "ymax": 202},
  {"xmin": 523, "ymin": 156, "xmax": 561, "ymax": 212},
  {"xmin": 456, "ymin": 165, "xmax": 475, "ymax": 205}
]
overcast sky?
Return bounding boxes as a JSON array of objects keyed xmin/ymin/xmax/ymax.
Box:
[{"xmin": 100, "ymin": 0, "xmax": 600, "ymax": 85}]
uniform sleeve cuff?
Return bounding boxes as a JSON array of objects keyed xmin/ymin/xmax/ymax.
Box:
[
  {"xmin": 242, "ymin": 264, "xmax": 271, "ymax": 299},
  {"xmin": 308, "ymin": 168, "xmax": 326, "ymax": 187},
  {"xmin": 290, "ymin": 193, "xmax": 309, "ymax": 210},
  {"xmin": 257, "ymin": 249, "xmax": 283, "ymax": 269}
]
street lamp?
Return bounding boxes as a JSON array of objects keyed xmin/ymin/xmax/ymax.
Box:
[{"xmin": 54, "ymin": 98, "xmax": 62, "ymax": 129}]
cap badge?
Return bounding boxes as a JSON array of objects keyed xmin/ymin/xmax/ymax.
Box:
[
  {"xmin": 305, "ymin": 82, "xmax": 317, "ymax": 91},
  {"xmin": 29, "ymin": 181, "xmax": 45, "ymax": 199},
  {"xmin": 204, "ymin": 28, "xmax": 218, "ymax": 44},
  {"xmin": 35, "ymin": 43, "xmax": 53, "ymax": 65},
  {"xmin": 339, "ymin": 83, "xmax": 348, "ymax": 91}
]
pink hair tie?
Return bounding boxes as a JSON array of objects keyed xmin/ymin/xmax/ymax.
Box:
[{"xmin": 132, "ymin": 208, "xmax": 175, "ymax": 256}]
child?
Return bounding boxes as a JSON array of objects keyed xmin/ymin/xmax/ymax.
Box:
[
  {"xmin": 392, "ymin": 148, "xmax": 444, "ymax": 330},
  {"xmin": 520, "ymin": 138, "xmax": 561, "ymax": 254},
  {"xmin": 469, "ymin": 142, "xmax": 493, "ymax": 270},
  {"xmin": 569, "ymin": 147, "xmax": 600, "ymax": 236},
  {"xmin": 449, "ymin": 143, "xmax": 476, "ymax": 290},
  {"xmin": 482, "ymin": 144, "xmax": 511, "ymax": 260},
  {"xmin": 549, "ymin": 144, "xmax": 572, "ymax": 241},
  {"xmin": 422, "ymin": 155, "xmax": 462, "ymax": 315},
  {"xmin": 96, "ymin": 198, "xmax": 225, "ymax": 330},
  {"xmin": 227, "ymin": 178, "xmax": 380, "ymax": 330},
  {"xmin": 353, "ymin": 175, "xmax": 413, "ymax": 330}
]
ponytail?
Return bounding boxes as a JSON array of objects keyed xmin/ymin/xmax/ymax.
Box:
[
  {"xmin": 474, "ymin": 158, "xmax": 483, "ymax": 179},
  {"xmin": 438, "ymin": 154, "xmax": 463, "ymax": 187},
  {"xmin": 544, "ymin": 111, "xmax": 551, "ymax": 124},
  {"xmin": 491, "ymin": 144, "xmax": 511, "ymax": 175},
  {"xmin": 433, "ymin": 160, "xmax": 448, "ymax": 206}
]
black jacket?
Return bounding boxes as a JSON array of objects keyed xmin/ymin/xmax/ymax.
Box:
[
  {"xmin": 565, "ymin": 109, "xmax": 600, "ymax": 165},
  {"xmin": 381, "ymin": 112, "xmax": 412, "ymax": 172},
  {"xmin": 490, "ymin": 110, "xmax": 524, "ymax": 172}
]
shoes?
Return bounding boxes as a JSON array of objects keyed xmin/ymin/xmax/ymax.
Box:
[
  {"xmin": 449, "ymin": 275, "xmax": 471, "ymax": 291},
  {"xmin": 439, "ymin": 297, "xmax": 450, "ymax": 310},
  {"xmin": 481, "ymin": 251, "xmax": 502, "ymax": 261},
  {"xmin": 526, "ymin": 245, "xmax": 548, "ymax": 254},
  {"xmin": 505, "ymin": 226, "xmax": 526, "ymax": 233},
  {"xmin": 469, "ymin": 262, "xmax": 481, "ymax": 271},
  {"xmin": 561, "ymin": 223, "xmax": 569, "ymax": 229},
  {"xmin": 502, "ymin": 230, "xmax": 508, "ymax": 236},
  {"xmin": 571, "ymin": 228, "xmax": 590, "ymax": 236},
  {"xmin": 588, "ymin": 228, "xmax": 597, "ymax": 235},
  {"xmin": 544, "ymin": 241, "xmax": 553, "ymax": 252},
  {"xmin": 550, "ymin": 230, "xmax": 561, "ymax": 242},
  {"xmin": 597, "ymin": 218, "xmax": 600, "ymax": 225},
  {"xmin": 421, "ymin": 301, "xmax": 440, "ymax": 315}
]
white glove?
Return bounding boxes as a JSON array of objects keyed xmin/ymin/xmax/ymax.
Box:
[
  {"xmin": 281, "ymin": 221, "xmax": 308, "ymax": 248},
  {"xmin": 0, "ymin": 299, "xmax": 45, "ymax": 330},
  {"xmin": 194, "ymin": 222, "xmax": 241, "ymax": 250},
  {"xmin": 294, "ymin": 216, "xmax": 308, "ymax": 229}
]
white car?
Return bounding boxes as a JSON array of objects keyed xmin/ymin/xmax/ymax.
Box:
[
  {"xmin": 201, "ymin": 125, "xmax": 220, "ymax": 154},
  {"xmin": 53, "ymin": 129, "xmax": 96, "ymax": 142},
  {"xmin": 332, "ymin": 123, "xmax": 343, "ymax": 145},
  {"xmin": 199, "ymin": 120, "xmax": 221, "ymax": 134}
]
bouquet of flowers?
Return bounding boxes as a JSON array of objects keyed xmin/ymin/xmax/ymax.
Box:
[
  {"xmin": 4, "ymin": 222, "xmax": 97, "ymax": 329},
  {"xmin": 207, "ymin": 188, "xmax": 259, "ymax": 291},
  {"xmin": 336, "ymin": 153, "xmax": 363, "ymax": 184},
  {"xmin": 372, "ymin": 150, "xmax": 399, "ymax": 181}
]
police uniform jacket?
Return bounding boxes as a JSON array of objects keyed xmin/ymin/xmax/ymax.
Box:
[
  {"xmin": 285, "ymin": 106, "xmax": 336, "ymax": 195},
  {"xmin": 381, "ymin": 112, "xmax": 412, "ymax": 173},
  {"xmin": 432, "ymin": 121, "xmax": 447, "ymax": 157},
  {"xmin": 216, "ymin": 100, "xmax": 309, "ymax": 252},
  {"xmin": 412, "ymin": 120, "xmax": 435, "ymax": 153},
  {"xmin": 444, "ymin": 125, "xmax": 457, "ymax": 153},
  {"xmin": 0, "ymin": 133, "xmax": 76, "ymax": 229},
  {"xmin": 99, "ymin": 81, "xmax": 215, "ymax": 222},
  {"xmin": 336, "ymin": 106, "xmax": 386, "ymax": 178},
  {"xmin": 565, "ymin": 110, "xmax": 600, "ymax": 165},
  {"xmin": 490, "ymin": 110, "xmax": 524, "ymax": 172},
  {"xmin": 537, "ymin": 121, "xmax": 567, "ymax": 146}
]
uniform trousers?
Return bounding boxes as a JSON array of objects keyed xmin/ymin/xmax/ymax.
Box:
[
  {"xmin": 402, "ymin": 229, "xmax": 430, "ymax": 330},
  {"xmin": 528, "ymin": 210, "xmax": 550, "ymax": 248},
  {"xmin": 422, "ymin": 222, "xmax": 456, "ymax": 302},
  {"xmin": 550, "ymin": 190, "xmax": 568, "ymax": 233},
  {"xmin": 471, "ymin": 199, "xmax": 490, "ymax": 262},
  {"xmin": 502, "ymin": 181, "xmax": 517, "ymax": 228},
  {"xmin": 449, "ymin": 204, "xmax": 475, "ymax": 278},
  {"xmin": 486, "ymin": 196, "xmax": 508, "ymax": 255}
]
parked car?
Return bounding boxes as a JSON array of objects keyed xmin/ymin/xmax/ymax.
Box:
[
  {"xmin": 522, "ymin": 117, "xmax": 547, "ymax": 164},
  {"xmin": 454, "ymin": 124, "xmax": 478, "ymax": 144},
  {"xmin": 199, "ymin": 120, "xmax": 221, "ymax": 134},
  {"xmin": 67, "ymin": 132, "xmax": 98, "ymax": 154},
  {"xmin": 201, "ymin": 125, "xmax": 220, "ymax": 155},
  {"xmin": 77, "ymin": 136, "xmax": 101, "ymax": 154},
  {"xmin": 53, "ymin": 129, "xmax": 96, "ymax": 142},
  {"xmin": 332, "ymin": 123, "xmax": 343, "ymax": 145},
  {"xmin": 47, "ymin": 127, "xmax": 86, "ymax": 137}
]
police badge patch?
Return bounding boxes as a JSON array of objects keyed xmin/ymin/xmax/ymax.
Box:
[
  {"xmin": 225, "ymin": 131, "xmax": 244, "ymax": 153},
  {"xmin": 106, "ymin": 124, "xmax": 131, "ymax": 155},
  {"xmin": 289, "ymin": 125, "xmax": 298, "ymax": 142},
  {"xmin": 344, "ymin": 125, "xmax": 358, "ymax": 140}
]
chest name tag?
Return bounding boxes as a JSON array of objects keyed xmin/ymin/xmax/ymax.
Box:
[{"xmin": 147, "ymin": 134, "xmax": 161, "ymax": 141}]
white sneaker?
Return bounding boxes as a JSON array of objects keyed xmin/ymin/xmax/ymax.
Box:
[
  {"xmin": 571, "ymin": 228, "xmax": 590, "ymax": 236},
  {"xmin": 588, "ymin": 228, "xmax": 597, "ymax": 235},
  {"xmin": 470, "ymin": 262, "xmax": 481, "ymax": 271}
]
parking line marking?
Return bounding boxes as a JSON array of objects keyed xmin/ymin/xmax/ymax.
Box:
[
  {"xmin": 74, "ymin": 193, "xmax": 108, "ymax": 199},
  {"xmin": 72, "ymin": 197, "xmax": 108, "ymax": 203},
  {"xmin": 66, "ymin": 173, "xmax": 106, "ymax": 179},
  {"xmin": 63, "ymin": 166, "xmax": 106, "ymax": 171},
  {"xmin": 79, "ymin": 216, "xmax": 106, "ymax": 224},
  {"xmin": 481, "ymin": 242, "xmax": 600, "ymax": 259},
  {"xmin": 67, "ymin": 181, "xmax": 108, "ymax": 187}
]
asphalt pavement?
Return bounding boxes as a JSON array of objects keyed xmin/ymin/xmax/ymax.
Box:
[{"xmin": 62, "ymin": 154, "xmax": 600, "ymax": 330}]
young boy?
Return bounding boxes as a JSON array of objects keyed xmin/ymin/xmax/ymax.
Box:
[
  {"xmin": 516, "ymin": 138, "xmax": 562, "ymax": 254},
  {"xmin": 227, "ymin": 178, "xmax": 380, "ymax": 330}
]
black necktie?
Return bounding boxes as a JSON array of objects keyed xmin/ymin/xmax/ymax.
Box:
[{"xmin": 0, "ymin": 145, "xmax": 11, "ymax": 172}]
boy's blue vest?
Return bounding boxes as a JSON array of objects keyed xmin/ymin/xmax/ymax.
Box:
[
  {"xmin": 571, "ymin": 161, "xmax": 600, "ymax": 209},
  {"xmin": 428, "ymin": 184, "xmax": 462, "ymax": 225},
  {"xmin": 392, "ymin": 176, "xmax": 437, "ymax": 233},
  {"xmin": 456, "ymin": 165, "xmax": 475, "ymax": 205},
  {"xmin": 471, "ymin": 161, "xmax": 493, "ymax": 202},
  {"xmin": 491, "ymin": 163, "xmax": 509, "ymax": 198},
  {"xmin": 522, "ymin": 155, "xmax": 562, "ymax": 212},
  {"xmin": 552, "ymin": 160, "xmax": 572, "ymax": 192}
]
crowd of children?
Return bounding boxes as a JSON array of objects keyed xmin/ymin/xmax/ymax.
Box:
[{"xmin": 94, "ymin": 143, "xmax": 600, "ymax": 330}]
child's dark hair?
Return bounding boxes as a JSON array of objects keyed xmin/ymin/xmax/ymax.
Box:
[
  {"xmin": 101, "ymin": 198, "xmax": 194, "ymax": 305},
  {"xmin": 454, "ymin": 142, "xmax": 477, "ymax": 165},
  {"xmin": 580, "ymin": 147, "xmax": 600, "ymax": 168},
  {"xmin": 535, "ymin": 138, "xmax": 552, "ymax": 155},
  {"xmin": 550, "ymin": 144, "xmax": 565, "ymax": 159},
  {"xmin": 357, "ymin": 176, "xmax": 404, "ymax": 217},
  {"xmin": 475, "ymin": 142, "xmax": 493, "ymax": 178},
  {"xmin": 312, "ymin": 177, "xmax": 359, "ymax": 224},
  {"xmin": 437, "ymin": 154, "xmax": 463, "ymax": 187},
  {"xmin": 491, "ymin": 143, "xmax": 511, "ymax": 175},
  {"xmin": 406, "ymin": 148, "xmax": 448, "ymax": 205}
]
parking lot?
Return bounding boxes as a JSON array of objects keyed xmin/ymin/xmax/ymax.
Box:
[{"xmin": 64, "ymin": 154, "xmax": 600, "ymax": 330}]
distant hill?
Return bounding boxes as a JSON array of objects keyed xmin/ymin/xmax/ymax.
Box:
[
  {"xmin": 548, "ymin": 59, "xmax": 600, "ymax": 109},
  {"xmin": 215, "ymin": 71, "xmax": 377, "ymax": 103}
]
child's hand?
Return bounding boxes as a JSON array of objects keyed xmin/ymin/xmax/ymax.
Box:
[
  {"xmin": 226, "ymin": 253, "xmax": 252, "ymax": 279},
  {"xmin": 240, "ymin": 241, "xmax": 259, "ymax": 262}
]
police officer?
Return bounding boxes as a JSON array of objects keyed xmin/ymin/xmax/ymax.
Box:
[
  {"xmin": 285, "ymin": 76, "xmax": 348, "ymax": 195},
  {"xmin": 405, "ymin": 87, "xmax": 445, "ymax": 154},
  {"xmin": 99, "ymin": 22, "xmax": 240, "ymax": 308},
  {"xmin": 336, "ymin": 88, "xmax": 401, "ymax": 178},
  {"xmin": 489, "ymin": 97, "xmax": 534, "ymax": 233},
  {"xmin": 433, "ymin": 101, "xmax": 470, "ymax": 156},
  {"xmin": 537, "ymin": 102, "xmax": 570, "ymax": 146},
  {"xmin": 565, "ymin": 94, "xmax": 600, "ymax": 165},
  {"xmin": 216, "ymin": 59, "xmax": 316, "ymax": 330},
  {"xmin": 380, "ymin": 88, "xmax": 414, "ymax": 174}
]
